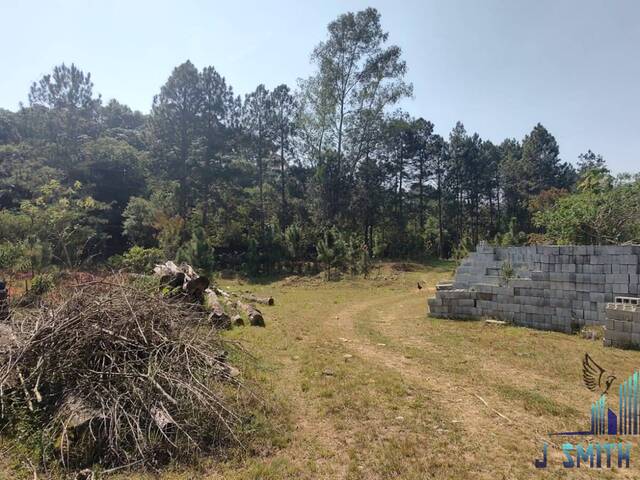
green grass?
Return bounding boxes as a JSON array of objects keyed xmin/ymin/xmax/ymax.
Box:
[{"xmin": 5, "ymin": 260, "xmax": 640, "ymax": 479}]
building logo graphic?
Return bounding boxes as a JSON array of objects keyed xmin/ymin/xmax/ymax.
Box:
[{"xmin": 534, "ymin": 353, "xmax": 633, "ymax": 469}]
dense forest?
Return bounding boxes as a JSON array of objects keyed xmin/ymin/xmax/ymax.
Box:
[{"xmin": 1, "ymin": 7, "xmax": 639, "ymax": 277}]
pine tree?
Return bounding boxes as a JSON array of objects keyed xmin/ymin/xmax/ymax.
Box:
[
  {"xmin": 176, "ymin": 227, "xmax": 214, "ymax": 273},
  {"xmin": 316, "ymin": 228, "xmax": 345, "ymax": 280}
]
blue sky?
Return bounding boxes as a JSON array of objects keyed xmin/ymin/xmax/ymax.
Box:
[{"xmin": 1, "ymin": 0, "xmax": 639, "ymax": 172}]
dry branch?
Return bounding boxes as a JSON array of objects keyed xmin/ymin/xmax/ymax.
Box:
[{"xmin": 0, "ymin": 277, "xmax": 243, "ymax": 470}]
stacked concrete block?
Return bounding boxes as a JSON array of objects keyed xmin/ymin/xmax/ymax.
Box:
[
  {"xmin": 428, "ymin": 244, "xmax": 640, "ymax": 334},
  {"xmin": 604, "ymin": 300, "xmax": 640, "ymax": 349}
]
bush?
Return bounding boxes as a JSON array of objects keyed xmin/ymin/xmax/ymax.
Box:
[
  {"xmin": 0, "ymin": 242, "xmax": 26, "ymax": 271},
  {"xmin": 30, "ymin": 273, "xmax": 55, "ymax": 296},
  {"xmin": 176, "ymin": 227, "xmax": 215, "ymax": 273},
  {"xmin": 120, "ymin": 246, "xmax": 164, "ymax": 273},
  {"xmin": 316, "ymin": 227, "xmax": 346, "ymax": 280}
]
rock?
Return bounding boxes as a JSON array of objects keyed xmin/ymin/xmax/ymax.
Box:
[
  {"xmin": 232, "ymin": 314, "xmax": 244, "ymax": 326},
  {"xmin": 376, "ymin": 343, "xmax": 386, "ymax": 347},
  {"xmin": 395, "ymin": 416, "xmax": 404, "ymax": 421},
  {"xmin": 322, "ymin": 368, "xmax": 335, "ymax": 376},
  {"xmin": 343, "ymin": 354, "xmax": 353, "ymax": 361}
]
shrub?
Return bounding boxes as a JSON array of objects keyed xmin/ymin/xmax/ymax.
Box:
[
  {"xmin": 121, "ymin": 246, "xmax": 164, "ymax": 273},
  {"xmin": 30, "ymin": 273, "xmax": 55, "ymax": 296},
  {"xmin": 316, "ymin": 228, "xmax": 346, "ymax": 280},
  {"xmin": 176, "ymin": 227, "xmax": 215, "ymax": 274},
  {"xmin": 500, "ymin": 261, "xmax": 515, "ymax": 285},
  {"xmin": 0, "ymin": 242, "xmax": 25, "ymax": 270}
]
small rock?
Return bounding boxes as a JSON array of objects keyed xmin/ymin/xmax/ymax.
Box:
[
  {"xmin": 376, "ymin": 343, "xmax": 386, "ymax": 347},
  {"xmin": 395, "ymin": 416, "xmax": 404, "ymax": 421},
  {"xmin": 322, "ymin": 368, "xmax": 335, "ymax": 376},
  {"xmin": 343, "ymin": 354, "xmax": 353, "ymax": 361},
  {"xmin": 338, "ymin": 337, "xmax": 350, "ymax": 342},
  {"xmin": 292, "ymin": 355, "xmax": 300, "ymax": 360}
]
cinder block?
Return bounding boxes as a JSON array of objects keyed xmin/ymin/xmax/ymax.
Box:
[
  {"xmin": 606, "ymin": 273, "xmax": 629, "ymax": 284},
  {"xmin": 613, "ymin": 284, "xmax": 630, "ymax": 295},
  {"xmin": 619, "ymin": 255, "xmax": 638, "ymax": 265}
]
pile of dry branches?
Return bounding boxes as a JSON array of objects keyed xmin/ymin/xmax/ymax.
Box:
[{"xmin": 0, "ymin": 277, "xmax": 243, "ymax": 470}]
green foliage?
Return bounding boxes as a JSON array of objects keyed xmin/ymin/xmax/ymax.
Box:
[
  {"xmin": 30, "ymin": 273, "xmax": 55, "ymax": 296},
  {"xmin": 500, "ymin": 261, "xmax": 515, "ymax": 285},
  {"xmin": 533, "ymin": 176, "xmax": 640, "ymax": 245},
  {"xmin": 155, "ymin": 213, "xmax": 185, "ymax": 259},
  {"xmin": 123, "ymin": 197, "xmax": 158, "ymax": 247},
  {"xmin": 243, "ymin": 224, "xmax": 285, "ymax": 276},
  {"xmin": 316, "ymin": 228, "xmax": 346, "ymax": 280},
  {"xmin": 284, "ymin": 224, "xmax": 303, "ymax": 261},
  {"xmin": 344, "ymin": 236, "xmax": 373, "ymax": 277},
  {"xmin": 19, "ymin": 180, "xmax": 110, "ymax": 268},
  {"xmin": 176, "ymin": 227, "xmax": 215, "ymax": 273},
  {"xmin": 452, "ymin": 235, "xmax": 474, "ymax": 261},
  {"xmin": 494, "ymin": 218, "xmax": 528, "ymax": 246},
  {"xmin": 0, "ymin": 209, "xmax": 32, "ymax": 240},
  {"xmin": 345, "ymin": 236, "xmax": 360, "ymax": 276},
  {"xmin": 119, "ymin": 246, "xmax": 164, "ymax": 273},
  {"xmin": 0, "ymin": 242, "xmax": 25, "ymax": 270},
  {"xmin": 358, "ymin": 242, "xmax": 373, "ymax": 278},
  {"xmin": 0, "ymin": 13, "xmax": 633, "ymax": 273}
]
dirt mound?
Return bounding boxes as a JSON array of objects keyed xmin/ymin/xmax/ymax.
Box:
[{"xmin": 390, "ymin": 262, "xmax": 422, "ymax": 272}]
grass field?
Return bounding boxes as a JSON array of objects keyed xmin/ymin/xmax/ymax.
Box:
[{"xmin": 5, "ymin": 261, "xmax": 640, "ymax": 479}]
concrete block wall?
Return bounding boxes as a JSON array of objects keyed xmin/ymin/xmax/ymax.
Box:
[
  {"xmin": 428, "ymin": 244, "xmax": 640, "ymax": 333},
  {"xmin": 605, "ymin": 302, "xmax": 640, "ymax": 348}
]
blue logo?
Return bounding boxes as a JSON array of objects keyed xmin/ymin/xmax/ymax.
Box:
[{"xmin": 535, "ymin": 354, "xmax": 633, "ymax": 469}]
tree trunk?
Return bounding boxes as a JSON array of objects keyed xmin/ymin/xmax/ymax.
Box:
[
  {"xmin": 241, "ymin": 294, "xmax": 274, "ymax": 306},
  {"xmin": 280, "ymin": 132, "xmax": 287, "ymax": 229},
  {"xmin": 418, "ymin": 156, "xmax": 425, "ymax": 231},
  {"xmin": 204, "ymin": 289, "xmax": 231, "ymax": 329},
  {"xmin": 236, "ymin": 300, "xmax": 265, "ymax": 327},
  {"xmin": 437, "ymin": 168, "xmax": 444, "ymax": 259}
]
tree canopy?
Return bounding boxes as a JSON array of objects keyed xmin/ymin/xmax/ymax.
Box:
[{"xmin": 0, "ymin": 7, "xmax": 636, "ymax": 277}]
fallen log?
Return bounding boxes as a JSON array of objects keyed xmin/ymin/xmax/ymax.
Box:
[
  {"xmin": 154, "ymin": 261, "xmax": 266, "ymax": 328},
  {"xmin": 236, "ymin": 300, "xmax": 265, "ymax": 327},
  {"xmin": 241, "ymin": 294, "xmax": 274, "ymax": 306},
  {"xmin": 204, "ymin": 288, "xmax": 231, "ymax": 329},
  {"xmin": 185, "ymin": 276, "xmax": 210, "ymax": 301},
  {"xmin": 213, "ymin": 286, "xmax": 233, "ymax": 300},
  {"xmin": 155, "ymin": 262, "xmax": 209, "ymax": 296}
]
